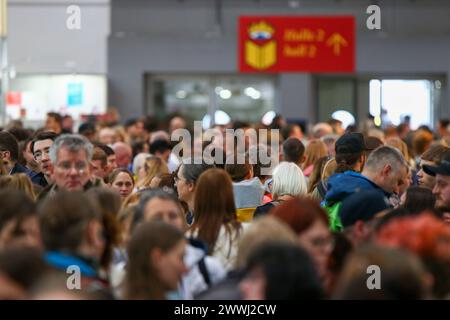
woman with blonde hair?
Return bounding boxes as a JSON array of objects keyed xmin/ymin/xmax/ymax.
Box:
[
  {"xmin": 0, "ymin": 173, "xmax": 36, "ymax": 200},
  {"xmin": 307, "ymin": 156, "xmax": 329, "ymax": 194},
  {"xmin": 309, "ymin": 157, "xmax": 337, "ymax": 202},
  {"xmin": 136, "ymin": 156, "xmax": 169, "ymax": 190},
  {"xmin": 302, "ymin": 140, "xmax": 328, "ymax": 178},
  {"xmin": 114, "ymin": 126, "xmax": 127, "ymax": 143}
]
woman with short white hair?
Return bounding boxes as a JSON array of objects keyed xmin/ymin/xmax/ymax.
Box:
[{"xmin": 254, "ymin": 161, "xmax": 307, "ymax": 217}]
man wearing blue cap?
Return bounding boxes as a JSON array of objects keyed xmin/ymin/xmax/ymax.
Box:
[{"xmin": 339, "ymin": 190, "xmax": 391, "ymax": 247}]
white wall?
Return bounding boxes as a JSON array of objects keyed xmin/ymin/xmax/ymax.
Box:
[{"xmin": 7, "ymin": 75, "xmax": 107, "ymax": 122}]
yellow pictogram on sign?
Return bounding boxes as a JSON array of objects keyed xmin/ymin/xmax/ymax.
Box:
[
  {"xmin": 245, "ymin": 21, "xmax": 277, "ymax": 70},
  {"xmin": 245, "ymin": 41, "xmax": 276, "ymax": 69},
  {"xmin": 326, "ymin": 33, "xmax": 348, "ymax": 56}
]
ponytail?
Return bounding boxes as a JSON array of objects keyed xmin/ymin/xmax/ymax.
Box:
[{"xmin": 334, "ymin": 152, "xmax": 362, "ymax": 174}]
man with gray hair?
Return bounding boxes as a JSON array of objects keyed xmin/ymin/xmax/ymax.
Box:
[
  {"xmin": 38, "ymin": 134, "xmax": 94, "ymax": 200},
  {"xmin": 361, "ymin": 146, "xmax": 409, "ymax": 196},
  {"xmin": 323, "ymin": 145, "xmax": 408, "ymax": 231}
]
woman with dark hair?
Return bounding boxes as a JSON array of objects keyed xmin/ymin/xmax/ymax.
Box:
[
  {"xmin": 270, "ymin": 197, "xmax": 333, "ymax": 283},
  {"xmin": 149, "ymin": 172, "xmax": 176, "ymax": 191},
  {"xmin": 335, "ymin": 152, "xmax": 364, "ymax": 174},
  {"xmin": 175, "ymin": 157, "xmax": 215, "ymax": 225},
  {"xmin": 124, "ymin": 221, "xmax": 187, "ymax": 300},
  {"xmin": 132, "ymin": 188, "xmax": 225, "ymax": 299},
  {"xmin": 108, "ymin": 168, "xmax": 135, "ymax": 200},
  {"xmin": 0, "ymin": 189, "xmax": 41, "ymax": 250},
  {"xmin": 400, "ymin": 186, "xmax": 436, "ymax": 214},
  {"xmin": 239, "ymin": 243, "xmax": 324, "ymax": 300},
  {"xmin": 333, "ymin": 133, "xmax": 368, "ymax": 174},
  {"xmin": 186, "ymin": 168, "xmax": 245, "ymax": 270}
]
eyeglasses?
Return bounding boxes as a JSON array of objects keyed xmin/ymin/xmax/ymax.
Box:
[
  {"xmin": 56, "ymin": 161, "xmax": 88, "ymax": 173},
  {"xmin": 34, "ymin": 148, "xmax": 51, "ymax": 160}
]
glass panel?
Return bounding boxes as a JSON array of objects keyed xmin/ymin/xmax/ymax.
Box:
[
  {"xmin": 150, "ymin": 75, "xmax": 276, "ymax": 125},
  {"xmin": 152, "ymin": 78, "xmax": 209, "ymax": 122},
  {"xmin": 369, "ymin": 79, "xmax": 381, "ymax": 117},
  {"xmin": 380, "ymin": 80, "xmax": 431, "ymax": 130},
  {"xmin": 215, "ymin": 77, "xmax": 275, "ymax": 124},
  {"xmin": 317, "ymin": 78, "xmax": 355, "ymax": 123}
]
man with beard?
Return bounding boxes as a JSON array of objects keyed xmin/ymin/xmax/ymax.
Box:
[{"xmin": 423, "ymin": 155, "xmax": 450, "ymax": 222}]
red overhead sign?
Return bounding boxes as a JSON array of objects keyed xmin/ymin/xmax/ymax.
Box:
[{"xmin": 239, "ymin": 16, "xmax": 355, "ymax": 73}]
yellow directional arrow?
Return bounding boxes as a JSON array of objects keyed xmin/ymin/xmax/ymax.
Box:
[{"xmin": 326, "ymin": 33, "xmax": 348, "ymax": 56}]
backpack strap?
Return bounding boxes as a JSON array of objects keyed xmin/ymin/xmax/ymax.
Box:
[
  {"xmin": 197, "ymin": 257, "xmax": 211, "ymax": 287},
  {"xmin": 325, "ymin": 202, "xmax": 343, "ymax": 232},
  {"xmin": 317, "ymin": 180, "xmax": 327, "ymax": 199}
]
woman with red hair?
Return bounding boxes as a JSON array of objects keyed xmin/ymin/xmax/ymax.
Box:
[
  {"xmin": 270, "ymin": 198, "xmax": 333, "ymax": 282},
  {"xmin": 377, "ymin": 213, "xmax": 450, "ymax": 260},
  {"xmin": 376, "ymin": 213, "xmax": 450, "ymax": 298}
]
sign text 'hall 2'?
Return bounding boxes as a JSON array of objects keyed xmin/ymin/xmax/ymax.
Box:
[{"xmin": 239, "ymin": 16, "xmax": 355, "ymax": 73}]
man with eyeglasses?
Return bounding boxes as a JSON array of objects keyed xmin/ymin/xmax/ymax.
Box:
[
  {"xmin": 31, "ymin": 131, "xmax": 59, "ymax": 187},
  {"xmin": 0, "ymin": 131, "xmax": 46, "ymax": 186},
  {"xmin": 38, "ymin": 134, "xmax": 95, "ymax": 201}
]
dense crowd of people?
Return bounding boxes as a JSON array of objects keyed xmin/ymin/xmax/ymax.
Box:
[{"xmin": 1, "ymin": 110, "xmax": 450, "ymax": 300}]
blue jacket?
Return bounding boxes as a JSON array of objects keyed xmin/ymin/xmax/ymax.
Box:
[
  {"xmin": 324, "ymin": 171, "xmax": 389, "ymax": 205},
  {"xmin": 10, "ymin": 163, "xmax": 48, "ymax": 187}
]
